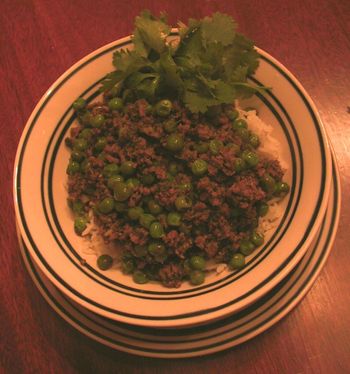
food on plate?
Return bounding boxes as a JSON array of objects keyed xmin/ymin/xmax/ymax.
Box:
[{"xmin": 65, "ymin": 11, "xmax": 289, "ymax": 287}]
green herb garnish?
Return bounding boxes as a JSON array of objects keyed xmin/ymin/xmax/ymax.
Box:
[{"xmin": 101, "ymin": 10, "xmax": 263, "ymax": 113}]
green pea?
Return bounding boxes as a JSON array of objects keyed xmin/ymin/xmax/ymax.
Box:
[
  {"xmin": 133, "ymin": 270, "xmax": 148, "ymax": 284},
  {"xmin": 226, "ymin": 109, "xmax": 239, "ymax": 121},
  {"xmin": 107, "ymin": 175, "xmax": 124, "ymax": 189},
  {"xmin": 113, "ymin": 182, "xmax": 132, "ymax": 201},
  {"xmin": 139, "ymin": 213, "xmax": 156, "ymax": 229},
  {"xmin": 94, "ymin": 137, "xmax": 107, "ymax": 153},
  {"xmin": 91, "ymin": 114, "xmax": 105, "ymax": 128},
  {"xmin": 163, "ymin": 119, "xmax": 177, "ymax": 133},
  {"xmin": 126, "ymin": 178, "xmax": 140, "ymax": 189},
  {"xmin": 147, "ymin": 200, "xmax": 163, "ymax": 215},
  {"xmin": 67, "ymin": 160, "xmax": 80, "ymax": 175},
  {"xmin": 233, "ymin": 118, "xmax": 248, "ymax": 130},
  {"xmin": 229, "ymin": 253, "xmax": 245, "ymax": 270},
  {"xmin": 141, "ymin": 174, "xmax": 155, "ymax": 185},
  {"xmin": 240, "ymin": 239, "xmax": 255, "ymax": 256},
  {"xmin": 209, "ymin": 139, "xmax": 224, "ymax": 155},
  {"xmin": 166, "ymin": 133, "xmax": 184, "ymax": 152},
  {"xmin": 120, "ymin": 161, "xmax": 136, "ymax": 177},
  {"xmin": 260, "ymin": 174, "xmax": 276, "ymax": 193},
  {"xmin": 167, "ymin": 212, "xmax": 181, "ymax": 226},
  {"xmin": 80, "ymin": 159, "xmax": 91, "ymax": 174},
  {"xmin": 249, "ymin": 134, "xmax": 260, "ymax": 148},
  {"xmin": 241, "ymin": 150, "xmax": 259, "ymax": 168},
  {"xmin": 189, "ymin": 270, "xmax": 205, "ymax": 285},
  {"xmin": 175, "ymin": 196, "xmax": 192, "ymax": 211},
  {"xmin": 251, "ymin": 231, "xmax": 264, "ymax": 247},
  {"xmin": 98, "ymin": 197, "xmax": 115, "ymax": 214},
  {"xmin": 74, "ymin": 216, "xmax": 87, "ymax": 235},
  {"xmin": 72, "ymin": 200, "xmax": 84, "ymax": 215},
  {"xmin": 168, "ymin": 163, "xmax": 179, "ymax": 176},
  {"xmin": 257, "ymin": 202, "xmax": 269, "ymax": 217},
  {"xmin": 72, "ymin": 97, "xmax": 86, "ymax": 111},
  {"xmin": 148, "ymin": 242, "xmax": 166, "ymax": 256},
  {"xmin": 127, "ymin": 207, "xmax": 144, "ymax": 220},
  {"xmin": 73, "ymin": 138, "xmax": 88, "ymax": 152},
  {"xmin": 79, "ymin": 128, "xmax": 93, "ymax": 140},
  {"xmin": 179, "ymin": 182, "xmax": 192, "ymax": 192},
  {"xmin": 149, "ymin": 221, "xmax": 164, "ymax": 239},
  {"xmin": 121, "ymin": 258, "xmax": 134, "ymax": 274},
  {"xmin": 274, "ymin": 181, "xmax": 290, "ymax": 196},
  {"xmin": 194, "ymin": 142, "xmax": 209, "ymax": 154},
  {"xmin": 103, "ymin": 163, "xmax": 120, "ymax": 178},
  {"xmin": 190, "ymin": 255, "xmax": 206, "ymax": 271},
  {"xmin": 108, "ymin": 97, "xmax": 124, "ymax": 111},
  {"xmin": 234, "ymin": 158, "xmax": 246, "ymax": 173},
  {"xmin": 191, "ymin": 159, "xmax": 208, "ymax": 176},
  {"xmin": 236, "ymin": 128, "xmax": 250, "ymax": 141},
  {"xmin": 71, "ymin": 150, "xmax": 85, "ymax": 162},
  {"xmin": 155, "ymin": 99, "xmax": 172, "ymax": 117},
  {"xmin": 97, "ymin": 254, "xmax": 113, "ymax": 270}
]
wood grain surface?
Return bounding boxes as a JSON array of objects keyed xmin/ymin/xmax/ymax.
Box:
[{"xmin": 1, "ymin": 1, "xmax": 350, "ymax": 373}]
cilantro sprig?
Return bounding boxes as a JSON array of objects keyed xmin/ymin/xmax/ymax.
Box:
[{"xmin": 101, "ymin": 11, "xmax": 263, "ymax": 113}]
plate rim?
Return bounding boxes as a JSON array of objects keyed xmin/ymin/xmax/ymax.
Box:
[
  {"xmin": 13, "ymin": 33, "xmax": 333, "ymax": 327},
  {"xmin": 16, "ymin": 150, "xmax": 340, "ymax": 358}
]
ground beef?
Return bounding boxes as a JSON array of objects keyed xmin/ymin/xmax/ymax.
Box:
[
  {"xmin": 196, "ymin": 177, "xmax": 226, "ymax": 206},
  {"xmin": 256, "ymin": 158, "xmax": 284, "ymax": 181},
  {"xmin": 159, "ymin": 263, "xmax": 184, "ymax": 288},
  {"xmin": 228, "ymin": 175, "xmax": 266, "ymax": 209},
  {"xmin": 66, "ymin": 98, "xmax": 288, "ymax": 287},
  {"xmin": 163, "ymin": 230, "xmax": 192, "ymax": 258}
]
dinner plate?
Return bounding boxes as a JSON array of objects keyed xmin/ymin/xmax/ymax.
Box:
[
  {"xmin": 14, "ymin": 32, "xmax": 332, "ymax": 327},
  {"xmin": 17, "ymin": 153, "xmax": 340, "ymax": 358}
]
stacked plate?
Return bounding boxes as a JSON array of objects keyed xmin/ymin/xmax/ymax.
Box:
[{"xmin": 13, "ymin": 34, "xmax": 340, "ymax": 357}]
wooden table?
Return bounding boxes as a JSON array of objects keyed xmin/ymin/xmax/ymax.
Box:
[{"xmin": 1, "ymin": 1, "xmax": 350, "ymax": 372}]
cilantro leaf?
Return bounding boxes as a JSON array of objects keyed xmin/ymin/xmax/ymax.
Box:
[
  {"xmin": 134, "ymin": 10, "xmax": 171, "ymax": 54},
  {"xmin": 101, "ymin": 11, "xmax": 264, "ymax": 113},
  {"xmin": 112, "ymin": 50, "xmax": 145, "ymax": 72},
  {"xmin": 214, "ymin": 80, "xmax": 237, "ymax": 103},
  {"xmin": 230, "ymin": 65, "xmax": 249, "ymax": 82},
  {"xmin": 232, "ymin": 82, "xmax": 268, "ymax": 98},
  {"xmin": 100, "ymin": 71, "xmax": 123, "ymax": 92},
  {"xmin": 159, "ymin": 51, "xmax": 184, "ymax": 93},
  {"xmin": 201, "ymin": 12, "xmax": 236, "ymax": 46},
  {"xmin": 183, "ymin": 89, "xmax": 219, "ymax": 113},
  {"xmin": 176, "ymin": 25, "xmax": 203, "ymax": 59},
  {"xmin": 132, "ymin": 29, "xmax": 149, "ymax": 57}
]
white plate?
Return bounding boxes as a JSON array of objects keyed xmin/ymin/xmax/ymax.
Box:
[
  {"xmin": 14, "ymin": 32, "xmax": 332, "ymax": 327},
  {"xmin": 17, "ymin": 153, "xmax": 340, "ymax": 358}
]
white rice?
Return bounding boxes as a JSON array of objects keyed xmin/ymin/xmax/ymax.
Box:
[{"xmin": 239, "ymin": 107, "xmax": 287, "ymax": 234}]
